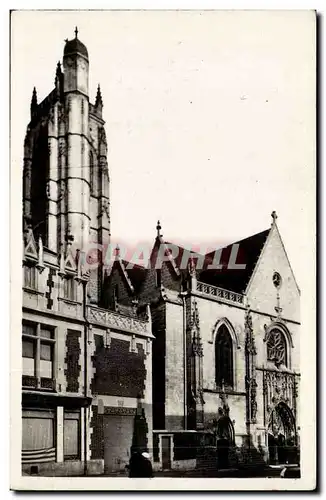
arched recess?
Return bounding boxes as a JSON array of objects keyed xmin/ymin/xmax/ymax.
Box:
[
  {"xmin": 263, "ymin": 321, "xmax": 294, "ymax": 369},
  {"xmin": 215, "ymin": 325, "xmax": 234, "ymax": 388},
  {"xmin": 268, "ymin": 402, "xmax": 298, "ymax": 465},
  {"xmin": 216, "ymin": 415, "xmax": 235, "ymax": 444},
  {"xmin": 211, "ymin": 318, "xmax": 240, "ymax": 391},
  {"xmin": 215, "ymin": 415, "xmax": 235, "ymax": 469},
  {"xmin": 209, "ymin": 317, "xmax": 241, "ymax": 349}
]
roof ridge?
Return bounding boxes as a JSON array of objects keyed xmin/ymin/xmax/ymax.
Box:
[
  {"xmin": 205, "ymin": 228, "xmax": 271, "ymax": 257},
  {"xmin": 121, "ymin": 259, "xmax": 146, "ymax": 270}
]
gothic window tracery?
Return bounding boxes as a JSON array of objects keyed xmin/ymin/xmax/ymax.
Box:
[
  {"xmin": 215, "ymin": 325, "xmax": 233, "ymax": 388},
  {"xmin": 266, "ymin": 328, "xmax": 287, "ymax": 367}
]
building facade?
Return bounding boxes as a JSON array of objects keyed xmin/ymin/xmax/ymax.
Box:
[
  {"xmin": 22, "ymin": 30, "xmax": 153, "ymax": 476},
  {"xmin": 21, "ymin": 30, "xmax": 300, "ymax": 476}
]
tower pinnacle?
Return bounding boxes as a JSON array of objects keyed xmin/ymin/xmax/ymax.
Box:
[
  {"xmin": 95, "ymin": 84, "xmax": 103, "ymax": 114},
  {"xmin": 75, "ymin": 26, "xmax": 78, "ymax": 38},
  {"xmin": 55, "ymin": 61, "xmax": 62, "ymax": 92},
  {"xmin": 32, "ymin": 87, "xmax": 37, "ymax": 104},
  {"xmin": 30, "ymin": 87, "xmax": 38, "ymax": 119},
  {"xmin": 56, "ymin": 61, "xmax": 61, "ymax": 76}
]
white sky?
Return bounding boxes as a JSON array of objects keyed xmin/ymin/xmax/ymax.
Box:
[{"xmin": 11, "ymin": 10, "xmax": 316, "ymax": 287}]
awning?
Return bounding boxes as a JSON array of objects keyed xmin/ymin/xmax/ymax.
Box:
[{"xmin": 22, "ymin": 391, "xmax": 92, "ymax": 409}]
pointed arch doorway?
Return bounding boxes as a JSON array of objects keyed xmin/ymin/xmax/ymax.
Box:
[{"xmin": 268, "ymin": 402, "xmax": 297, "ymax": 465}]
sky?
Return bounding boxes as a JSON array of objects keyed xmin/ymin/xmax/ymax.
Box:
[{"xmin": 11, "ymin": 10, "xmax": 316, "ymax": 288}]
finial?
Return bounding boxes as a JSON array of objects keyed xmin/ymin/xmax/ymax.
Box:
[
  {"xmin": 65, "ymin": 233, "xmax": 74, "ymax": 248},
  {"xmin": 146, "ymin": 303, "xmax": 151, "ymax": 323},
  {"xmin": 271, "ymin": 210, "xmax": 278, "ymax": 225},
  {"xmin": 23, "ymin": 220, "xmax": 33, "ymax": 243},
  {"xmin": 156, "ymin": 220, "xmax": 162, "ymax": 238},
  {"xmin": 59, "ymin": 244, "xmax": 65, "ymax": 276},
  {"xmin": 115, "ymin": 244, "xmax": 120, "ymax": 259},
  {"xmin": 75, "ymin": 26, "xmax": 78, "ymax": 38},
  {"xmin": 31, "ymin": 87, "xmax": 37, "ymax": 105},
  {"xmin": 36, "ymin": 235, "xmax": 45, "ymax": 273},
  {"xmin": 76, "ymin": 249, "xmax": 82, "ymax": 278},
  {"xmin": 55, "ymin": 62, "xmax": 62, "ymax": 90},
  {"xmin": 95, "ymin": 84, "xmax": 103, "ymax": 111},
  {"xmin": 23, "ymin": 216, "xmax": 32, "ymax": 236}
]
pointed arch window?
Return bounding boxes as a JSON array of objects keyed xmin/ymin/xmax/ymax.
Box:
[
  {"xmin": 89, "ymin": 151, "xmax": 96, "ymax": 195},
  {"xmin": 215, "ymin": 325, "xmax": 233, "ymax": 388},
  {"xmin": 266, "ymin": 329, "xmax": 287, "ymax": 367},
  {"xmin": 30, "ymin": 123, "xmax": 49, "ymax": 245}
]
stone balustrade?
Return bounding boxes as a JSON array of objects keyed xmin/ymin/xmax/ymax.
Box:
[
  {"xmin": 87, "ymin": 305, "xmax": 151, "ymax": 336},
  {"xmin": 196, "ymin": 281, "xmax": 245, "ymax": 305}
]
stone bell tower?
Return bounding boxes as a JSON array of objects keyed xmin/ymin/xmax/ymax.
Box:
[
  {"xmin": 22, "ymin": 28, "xmax": 111, "ymax": 303},
  {"xmin": 62, "ymin": 27, "xmax": 91, "ymax": 251}
]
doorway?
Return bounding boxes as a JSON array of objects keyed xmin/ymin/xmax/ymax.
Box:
[
  {"xmin": 268, "ymin": 402, "xmax": 297, "ymax": 465},
  {"xmin": 103, "ymin": 414, "xmax": 134, "ymax": 472},
  {"xmin": 268, "ymin": 433, "xmax": 277, "ymax": 465},
  {"xmin": 161, "ymin": 435, "xmax": 172, "ymax": 470}
]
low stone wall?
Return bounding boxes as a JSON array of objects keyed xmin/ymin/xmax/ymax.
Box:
[
  {"xmin": 173, "ymin": 459, "xmax": 196, "ymax": 470},
  {"xmin": 22, "ymin": 459, "xmax": 104, "ymax": 476}
]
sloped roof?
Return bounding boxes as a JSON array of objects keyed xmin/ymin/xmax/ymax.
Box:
[
  {"xmin": 64, "ymin": 37, "xmax": 88, "ymax": 59},
  {"xmin": 115, "ymin": 228, "xmax": 271, "ymax": 297},
  {"xmin": 199, "ymin": 228, "xmax": 270, "ymax": 293},
  {"xmin": 121, "ymin": 260, "xmax": 147, "ymax": 294},
  {"xmin": 163, "ymin": 242, "xmax": 202, "ymax": 270}
]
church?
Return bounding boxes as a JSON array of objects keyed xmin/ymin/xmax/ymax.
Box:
[{"xmin": 21, "ymin": 30, "xmax": 300, "ymax": 476}]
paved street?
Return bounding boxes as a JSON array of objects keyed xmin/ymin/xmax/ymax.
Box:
[{"xmin": 100, "ymin": 465, "xmax": 285, "ymax": 479}]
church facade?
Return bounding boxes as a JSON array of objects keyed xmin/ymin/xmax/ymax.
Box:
[
  {"xmin": 142, "ymin": 221, "xmax": 300, "ymax": 471},
  {"xmin": 21, "ymin": 31, "xmax": 300, "ymax": 476}
]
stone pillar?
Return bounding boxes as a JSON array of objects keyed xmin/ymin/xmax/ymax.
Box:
[
  {"xmin": 81, "ymin": 99, "xmax": 90, "ymax": 251},
  {"xmin": 23, "ymin": 157, "xmax": 32, "ymax": 223},
  {"xmin": 57, "ymin": 110, "xmax": 67, "ymax": 251},
  {"xmin": 144, "ymin": 337, "xmax": 153, "ymax": 456},
  {"xmin": 36, "ymin": 323, "xmax": 41, "ymax": 389},
  {"xmin": 56, "ymin": 325, "xmax": 66, "ymax": 393},
  {"xmin": 187, "ymin": 298, "xmax": 204, "ymax": 429},
  {"xmin": 56, "ymin": 406, "xmax": 64, "ymax": 462},
  {"xmin": 81, "ymin": 405, "xmax": 92, "ymax": 463},
  {"xmin": 97, "ymin": 128, "xmax": 110, "ymax": 285},
  {"xmin": 66, "ymin": 94, "xmax": 90, "ymax": 250}
]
